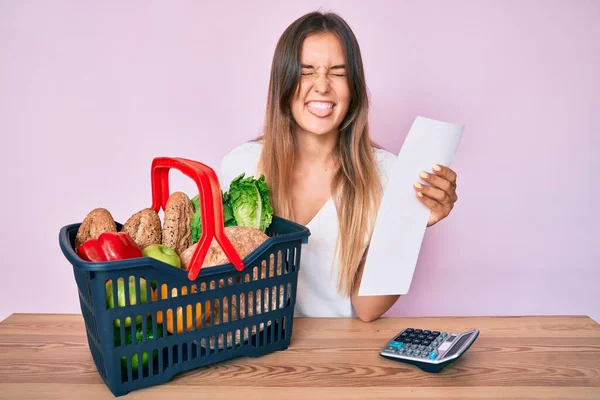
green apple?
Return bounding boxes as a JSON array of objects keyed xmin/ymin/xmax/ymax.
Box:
[
  {"xmin": 105, "ymin": 276, "xmax": 149, "ymax": 328},
  {"xmin": 142, "ymin": 244, "xmax": 181, "ymax": 268}
]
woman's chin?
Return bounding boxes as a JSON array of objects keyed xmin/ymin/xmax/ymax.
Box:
[
  {"xmin": 299, "ymin": 127, "xmax": 338, "ymax": 137},
  {"xmin": 297, "ymin": 119, "xmax": 341, "ymax": 137}
]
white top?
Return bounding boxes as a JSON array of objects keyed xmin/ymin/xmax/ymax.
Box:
[{"xmin": 219, "ymin": 141, "xmax": 397, "ymax": 318}]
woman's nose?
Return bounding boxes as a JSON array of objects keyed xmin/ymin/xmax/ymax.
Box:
[{"xmin": 313, "ymin": 73, "xmax": 330, "ymax": 94}]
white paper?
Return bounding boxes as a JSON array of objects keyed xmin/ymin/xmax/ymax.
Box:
[{"xmin": 358, "ymin": 116, "xmax": 464, "ymax": 296}]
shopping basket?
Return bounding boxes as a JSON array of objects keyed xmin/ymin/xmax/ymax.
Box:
[{"xmin": 58, "ymin": 157, "xmax": 310, "ymax": 396}]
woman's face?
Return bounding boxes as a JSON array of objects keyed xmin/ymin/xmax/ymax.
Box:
[{"xmin": 290, "ymin": 32, "xmax": 351, "ymax": 137}]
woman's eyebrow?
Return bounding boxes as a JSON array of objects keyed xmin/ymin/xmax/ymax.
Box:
[{"xmin": 300, "ymin": 64, "xmax": 346, "ymax": 69}]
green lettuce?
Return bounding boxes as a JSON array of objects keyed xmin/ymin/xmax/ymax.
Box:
[
  {"xmin": 228, "ymin": 173, "xmax": 273, "ymax": 231},
  {"xmin": 191, "ymin": 195, "xmax": 202, "ymax": 243},
  {"xmin": 190, "ymin": 173, "xmax": 273, "ymax": 243}
]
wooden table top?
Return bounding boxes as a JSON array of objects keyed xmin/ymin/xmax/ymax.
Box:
[{"xmin": 0, "ymin": 313, "xmax": 599, "ymax": 399}]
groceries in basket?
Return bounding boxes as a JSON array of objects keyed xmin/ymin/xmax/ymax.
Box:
[{"xmin": 74, "ymin": 172, "xmax": 285, "ymax": 345}]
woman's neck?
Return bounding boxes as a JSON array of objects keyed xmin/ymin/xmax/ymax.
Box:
[{"xmin": 293, "ymin": 127, "xmax": 338, "ymax": 170}]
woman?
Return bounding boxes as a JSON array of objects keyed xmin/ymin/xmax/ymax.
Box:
[{"xmin": 220, "ymin": 11, "xmax": 458, "ymax": 322}]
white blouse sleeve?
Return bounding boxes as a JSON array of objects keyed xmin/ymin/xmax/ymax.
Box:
[
  {"xmin": 218, "ymin": 142, "xmax": 262, "ymax": 192},
  {"xmin": 374, "ymin": 147, "xmax": 398, "ymax": 190}
]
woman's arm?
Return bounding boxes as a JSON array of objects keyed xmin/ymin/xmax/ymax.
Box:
[{"xmin": 350, "ymin": 246, "xmax": 400, "ymax": 322}]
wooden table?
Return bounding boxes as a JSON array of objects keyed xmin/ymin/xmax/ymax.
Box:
[{"xmin": 0, "ymin": 314, "xmax": 599, "ymax": 399}]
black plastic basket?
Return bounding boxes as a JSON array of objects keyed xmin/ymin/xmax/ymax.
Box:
[{"xmin": 58, "ymin": 157, "xmax": 310, "ymax": 396}]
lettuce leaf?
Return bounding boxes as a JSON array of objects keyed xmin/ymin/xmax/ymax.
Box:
[
  {"xmin": 228, "ymin": 173, "xmax": 262, "ymax": 229},
  {"xmin": 255, "ymin": 175, "xmax": 273, "ymax": 231}
]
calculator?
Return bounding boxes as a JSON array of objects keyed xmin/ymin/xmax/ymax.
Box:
[{"xmin": 379, "ymin": 327, "xmax": 479, "ymax": 373}]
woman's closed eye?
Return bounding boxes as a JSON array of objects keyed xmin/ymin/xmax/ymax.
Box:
[
  {"xmin": 301, "ymin": 71, "xmax": 346, "ymax": 78},
  {"xmin": 300, "ymin": 64, "xmax": 346, "ymax": 78}
]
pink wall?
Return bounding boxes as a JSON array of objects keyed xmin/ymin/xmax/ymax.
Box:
[{"xmin": 1, "ymin": 1, "xmax": 598, "ymax": 323}]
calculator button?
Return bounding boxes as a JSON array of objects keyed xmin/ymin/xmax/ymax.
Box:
[
  {"xmin": 389, "ymin": 341, "xmax": 404, "ymax": 349},
  {"xmin": 405, "ymin": 328, "xmax": 414, "ymax": 333},
  {"xmin": 404, "ymin": 338, "xmax": 413, "ymax": 344},
  {"xmin": 408, "ymin": 333, "xmax": 417, "ymax": 338},
  {"xmin": 423, "ymin": 330, "xmax": 431, "ymax": 335},
  {"xmin": 441, "ymin": 332, "xmax": 448, "ymax": 338},
  {"xmin": 428, "ymin": 352, "xmax": 438, "ymax": 360},
  {"xmin": 422, "ymin": 340, "xmax": 431, "ymax": 346},
  {"xmin": 413, "ymin": 340, "xmax": 422, "ymax": 345},
  {"xmin": 418, "ymin": 334, "xmax": 426, "ymax": 339},
  {"xmin": 383, "ymin": 346, "xmax": 396, "ymax": 353},
  {"xmin": 426, "ymin": 335, "xmax": 436, "ymax": 341},
  {"xmin": 414, "ymin": 329, "xmax": 423, "ymax": 333},
  {"xmin": 432, "ymin": 331, "xmax": 440, "ymax": 336}
]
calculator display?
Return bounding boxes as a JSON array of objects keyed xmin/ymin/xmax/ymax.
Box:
[{"xmin": 444, "ymin": 333, "xmax": 471, "ymax": 357}]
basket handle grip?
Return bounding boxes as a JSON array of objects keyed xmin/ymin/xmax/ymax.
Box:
[{"xmin": 150, "ymin": 157, "xmax": 244, "ymax": 280}]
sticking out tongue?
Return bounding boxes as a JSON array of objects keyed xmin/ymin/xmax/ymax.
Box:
[{"xmin": 307, "ymin": 102, "xmax": 334, "ymax": 118}]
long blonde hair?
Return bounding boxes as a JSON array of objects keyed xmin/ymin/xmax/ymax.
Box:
[{"xmin": 258, "ymin": 11, "xmax": 383, "ymax": 297}]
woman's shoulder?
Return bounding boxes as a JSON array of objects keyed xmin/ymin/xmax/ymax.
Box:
[
  {"xmin": 222, "ymin": 140, "xmax": 263, "ymax": 163},
  {"xmin": 219, "ymin": 140, "xmax": 263, "ymax": 190},
  {"xmin": 372, "ymin": 145, "xmax": 397, "ymax": 189}
]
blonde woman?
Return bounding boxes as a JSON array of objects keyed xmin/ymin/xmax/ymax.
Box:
[{"xmin": 220, "ymin": 11, "xmax": 458, "ymax": 322}]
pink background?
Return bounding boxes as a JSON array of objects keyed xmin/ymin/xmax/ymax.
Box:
[{"xmin": 1, "ymin": 1, "xmax": 598, "ymax": 323}]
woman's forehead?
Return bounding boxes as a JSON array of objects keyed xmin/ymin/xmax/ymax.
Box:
[{"xmin": 300, "ymin": 32, "xmax": 345, "ymax": 66}]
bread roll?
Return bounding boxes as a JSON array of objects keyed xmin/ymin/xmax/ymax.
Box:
[
  {"xmin": 180, "ymin": 226, "xmax": 270, "ymax": 269},
  {"xmin": 162, "ymin": 192, "xmax": 194, "ymax": 255},
  {"xmin": 75, "ymin": 208, "xmax": 117, "ymax": 248},
  {"xmin": 121, "ymin": 208, "xmax": 162, "ymax": 249}
]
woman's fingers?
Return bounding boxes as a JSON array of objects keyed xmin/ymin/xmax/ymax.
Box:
[
  {"xmin": 418, "ymin": 168, "xmax": 457, "ymax": 202},
  {"xmin": 416, "ymin": 190, "xmax": 445, "ymax": 214},
  {"xmin": 414, "ymin": 182, "xmax": 452, "ymax": 204},
  {"xmin": 413, "ymin": 165, "xmax": 459, "ymax": 227},
  {"xmin": 432, "ymin": 164, "xmax": 457, "ymax": 187}
]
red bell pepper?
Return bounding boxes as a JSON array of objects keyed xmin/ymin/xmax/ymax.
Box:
[{"xmin": 77, "ymin": 231, "xmax": 143, "ymax": 262}]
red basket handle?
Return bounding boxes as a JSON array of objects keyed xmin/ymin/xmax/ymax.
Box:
[{"xmin": 150, "ymin": 157, "xmax": 244, "ymax": 280}]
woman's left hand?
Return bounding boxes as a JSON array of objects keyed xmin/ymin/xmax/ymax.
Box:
[{"xmin": 413, "ymin": 164, "xmax": 458, "ymax": 227}]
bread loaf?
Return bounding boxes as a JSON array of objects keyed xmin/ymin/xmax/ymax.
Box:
[
  {"xmin": 121, "ymin": 208, "xmax": 162, "ymax": 249},
  {"xmin": 75, "ymin": 208, "xmax": 117, "ymax": 248},
  {"xmin": 162, "ymin": 192, "xmax": 194, "ymax": 255},
  {"xmin": 180, "ymin": 226, "xmax": 270, "ymax": 269}
]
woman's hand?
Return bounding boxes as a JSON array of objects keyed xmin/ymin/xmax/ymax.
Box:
[{"xmin": 414, "ymin": 164, "xmax": 458, "ymax": 227}]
